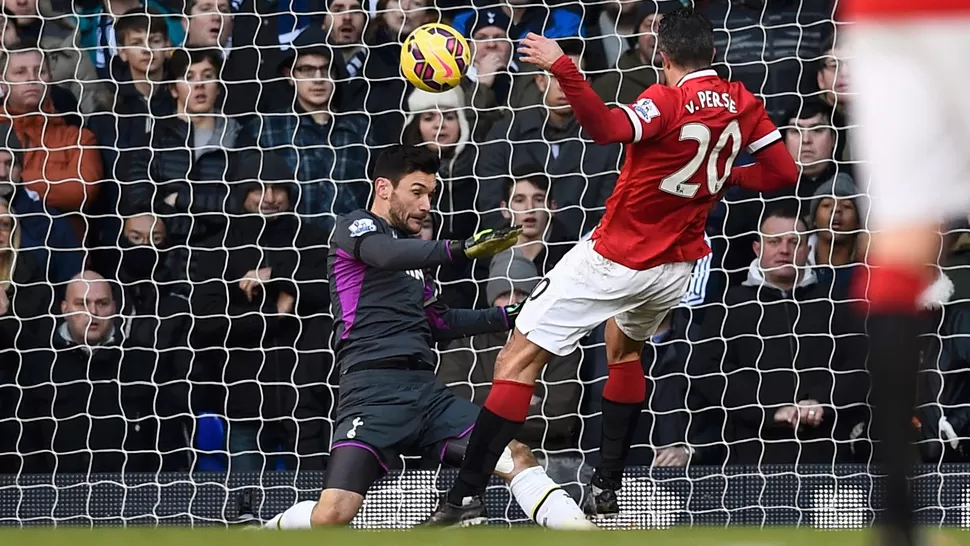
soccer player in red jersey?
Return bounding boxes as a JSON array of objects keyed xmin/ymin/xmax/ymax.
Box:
[
  {"xmin": 845, "ymin": 1, "xmax": 970, "ymax": 545},
  {"xmin": 424, "ymin": 7, "xmax": 798, "ymax": 526}
]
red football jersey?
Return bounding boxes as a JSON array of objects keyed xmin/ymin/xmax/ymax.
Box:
[
  {"xmin": 842, "ymin": 0, "xmax": 970, "ymax": 19},
  {"xmin": 591, "ymin": 69, "xmax": 781, "ymax": 271}
]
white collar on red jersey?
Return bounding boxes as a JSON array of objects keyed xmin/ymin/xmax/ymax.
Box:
[{"xmin": 676, "ymin": 69, "xmax": 719, "ymax": 87}]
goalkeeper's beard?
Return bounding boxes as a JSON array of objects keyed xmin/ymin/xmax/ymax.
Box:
[{"xmin": 387, "ymin": 199, "xmax": 422, "ymax": 236}]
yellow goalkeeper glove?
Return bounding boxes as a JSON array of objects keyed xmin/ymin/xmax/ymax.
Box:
[{"xmin": 461, "ymin": 226, "xmax": 523, "ymax": 260}]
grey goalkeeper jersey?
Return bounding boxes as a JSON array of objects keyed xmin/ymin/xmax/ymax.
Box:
[{"xmin": 329, "ymin": 209, "xmax": 510, "ymax": 374}]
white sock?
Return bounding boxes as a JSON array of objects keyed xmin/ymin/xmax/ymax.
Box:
[
  {"xmin": 509, "ymin": 466, "xmax": 593, "ymax": 530},
  {"xmin": 263, "ymin": 500, "xmax": 316, "ymax": 530}
]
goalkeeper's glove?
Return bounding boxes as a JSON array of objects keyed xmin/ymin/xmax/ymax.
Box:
[
  {"xmin": 503, "ymin": 301, "xmax": 524, "ymax": 327},
  {"xmin": 460, "ymin": 226, "xmax": 523, "ymax": 260}
]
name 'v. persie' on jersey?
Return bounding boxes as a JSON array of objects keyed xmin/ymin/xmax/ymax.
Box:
[{"xmin": 548, "ymin": 56, "xmax": 797, "ymax": 272}]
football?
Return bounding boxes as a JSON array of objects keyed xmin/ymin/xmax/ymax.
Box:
[{"xmin": 400, "ymin": 22, "xmax": 471, "ymax": 93}]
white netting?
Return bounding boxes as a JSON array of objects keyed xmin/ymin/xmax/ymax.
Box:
[{"xmin": 0, "ymin": 0, "xmax": 967, "ymax": 531}]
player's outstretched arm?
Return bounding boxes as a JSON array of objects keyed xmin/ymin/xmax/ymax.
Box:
[
  {"xmin": 426, "ymin": 305, "xmax": 511, "ymax": 342},
  {"xmin": 728, "ymin": 140, "xmax": 799, "ymax": 192},
  {"xmin": 519, "ymin": 33, "xmax": 638, "ymax": 145},
  {"xmin": 426, "ymin": 299, "xmax": 525, "ymax": 342}
]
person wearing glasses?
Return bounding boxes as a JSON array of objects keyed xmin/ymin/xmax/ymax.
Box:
[{"xmin": 240, "ymin": 25, "xmax": 370, "ymax": 233}]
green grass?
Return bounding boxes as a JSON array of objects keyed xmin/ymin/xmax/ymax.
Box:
[{"xmin": 0, "ymin": 527, "xmax": 967, "ymax": 546}]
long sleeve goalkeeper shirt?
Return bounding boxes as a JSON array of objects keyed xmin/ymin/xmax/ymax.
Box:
[{"xmin": 328, "ymin": 209, "xmax": 510, "ymax": 374}]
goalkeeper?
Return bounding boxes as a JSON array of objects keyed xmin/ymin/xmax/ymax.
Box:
[{"xmin": 260, "ymin": 146, "xmax": 592, "ymax": 530}]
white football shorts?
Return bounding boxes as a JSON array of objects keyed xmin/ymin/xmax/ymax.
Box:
[
  {"xmin": 850, "ymin": 19, "xmax": 970, "ymax": 229},
  {"xmin": 514, "ymin": 239, "xmax": 694, "ymax": 356}
]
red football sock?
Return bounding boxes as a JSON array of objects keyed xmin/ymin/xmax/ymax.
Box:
[
  {"xmin": 603, "ymin": 359, "xmax": 646, "ymax": 405},
  {"xmin": 484, "ymin": 379, "xmax": 534, "ymax": 422},
  {"xmin": 852, "ymin": 263, "xmax": 929, "ymax": 313}
]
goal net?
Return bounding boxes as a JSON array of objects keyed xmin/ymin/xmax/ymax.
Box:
[{"xmin": 0, "ymin": 0, "xmax": 967, "ymax": 531}]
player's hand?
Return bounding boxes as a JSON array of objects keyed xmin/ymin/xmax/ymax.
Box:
[
  {"xmin": 461, "ymin": 226, "xmax": 522, "ymax": 260},
  {"xmin": 518, "ymin": 32, "xmax": 565, "ymax": 71},
  {"xmin": 239, "ymin": 267, "xmax": 272, "ymax": 302}
]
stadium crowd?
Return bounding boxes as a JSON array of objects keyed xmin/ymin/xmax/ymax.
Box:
[{"xmin": 0, "ymin": 0, "xmax": 967, "ymax": 482}]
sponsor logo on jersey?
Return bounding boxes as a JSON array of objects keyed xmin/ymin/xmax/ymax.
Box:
[
  {"xmin": 349, "ymin": 218, "xmax": 377, "ymax": 237},
  {"xmin": 633, "ymin": 98, "xmax": 661, "ymax": 123}
]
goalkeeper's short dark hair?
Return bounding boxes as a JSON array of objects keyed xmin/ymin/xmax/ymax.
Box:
[
  {"xmin": 373, "ymin": 145, "xmax": 440, "ymax": 187},
  {"xmin": 657, "ymin": 7, "xmax": 715, "ymax": 70}
]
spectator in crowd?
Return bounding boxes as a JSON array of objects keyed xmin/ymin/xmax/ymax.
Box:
[
  {"xmin": 476, "ymin": 40, "xmax": 619, "ymax": 240},
  {"xmin": 181, "ymin": 0, "xmax": 277, "ymax": 118},
  {"xmin": 89, "ymin": 10, "xmax": 177, "ymax": 255},
  {"xmin": 914, "ymin": 270, "xmax": 970, "ymax": 463},
  {"xmin": 242, "ymin": 26, "xmax": 369, "ymax": 232},
  {"xmin": 721, "ymin": 100, "xmax": 844, "ymax": 285},
  {"xmin": 188, "ymin": 152, "xmax": 333, "ymax": 472},
  {"xmin": 110, "ymin": 210, "xmax": 195, "ymax": 471},
  {"xmin": 119, "ymin": 48, "xmax": 241, "ymax": 247},
  {"xmin": 0, "ymin": 191, "xmax": 57, "ymax": 474},
  {"xmin": 808, "ymin": 174, "xmax": 867, "ymax": 299},
  {"xmin": 438, "ymin": 250, "xmax": 582, "ymax": 453},
  {"xmin": 814, "ymin": 28, "xmax": 852, "ymax": 162},
  {"xmin": 0, "ymin": 123, "xmax": 83, "ymax": 286},
  {"xmin": 469, "ymin": 169, "xmax": 571, "ymax": 308},
  {"xmin": 705, "ymin": 0, "xmax": 831, "ymax": 120},
  {"xmin": 6, "ymin": 0, "xmax": 112, "ymax": 113},
  {"xmin": 17, "ymin": 271, "xmax": 163, "ymax": 473},
  {"xmin": 401, "ymin": 86, "xmax": 476, "ymax": 242},
  {"xmin": 73, "ymin": 0, "xmax": 185, "ymax": 81},
  {"xmin": 0, "ymin": 42, "xmax": 104, "ymax": 241},
  {"xmin": 359, "ymin": 0, "xmax": 438, "ymax": 144},
  {"xmin": 688, "ymin": 204, "xmax": 868, "ymax": 465},
  {"xmin": 103, "ymin": 11, "xmax": 176, "ymax": 159},
  {"xmin": 592, "ymin": 0, "xmax": 672, "ymax": 106},
  {"xmin": 452, "ymin": 0, "xmax": 585, "ymax": 55},
  {"xmin": 323, "ymin": 0, "xmax": 367, "ymax": 80},
  {"xmin": 459, "ymin": 7, "xmax": 514, "ymax": 134}
]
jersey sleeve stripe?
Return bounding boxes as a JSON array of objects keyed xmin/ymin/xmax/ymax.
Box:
[
  {"xmin": 746, "ymin": 129, "xmax": 782, "ymax": 154},
  {"xmin": 618, "ymin": 104, "xmax": 644, "ymax": 143}
]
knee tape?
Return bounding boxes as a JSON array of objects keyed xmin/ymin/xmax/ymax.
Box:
[{"xmin": 496, "ymin": 445, "xmax": 514, "ymax": 474}]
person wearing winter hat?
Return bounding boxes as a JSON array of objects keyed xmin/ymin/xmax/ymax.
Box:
[
  {"xmin": 401, "ymin": 86, "xmax": 477, "ymax": 240},
  {"xmin": 241, "ymin": 24, "xmax": 370, "ymax": 232},
  {"xmin": 485, "ymin": 248, "xmax": 540, "ymax": 307},
  {"xmin": 807, "ymin": 172, "xmax": 868, "ymax": 300},
  {"xmin": 459, "ymin": 7, "xmax": 515, "ymax": 112},
  {"xmin": 808, "ymin": 173, "xmax": 867, "ymax": 268}
]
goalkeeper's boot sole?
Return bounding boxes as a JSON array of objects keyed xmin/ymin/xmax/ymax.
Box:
[{"xmin": 419, "ymin": 495, "xmax": 487, "ymax": 528}]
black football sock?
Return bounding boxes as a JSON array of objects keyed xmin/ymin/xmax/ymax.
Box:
[
  {"xmin": 447, "ymin": 408, "xmax": 523, "ymax": 505},
  {"xmin": 594, "ymin": 399, "xmax": 642, "ymax": 488},
  {"xmin": 869, "ymin": 312, "xmax": 920, "ymax": 545},
  {"xmin": 447, "ymin": 379, "xmax": 533, "ymax": 506}
]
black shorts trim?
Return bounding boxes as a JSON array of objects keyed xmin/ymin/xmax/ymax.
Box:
[{"xmin": 437, "ymin": 424, "xmax": 474, "ymax": 466}]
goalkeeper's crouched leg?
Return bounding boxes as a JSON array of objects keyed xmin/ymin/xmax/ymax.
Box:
[{"xmin": 441, "ymin": 437, "xmax": 594, "ymax": 530}]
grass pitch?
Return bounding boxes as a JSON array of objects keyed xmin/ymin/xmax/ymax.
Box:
[{"xmin": 1, "ymin": 527, "xmax": 968, "ymax": 546}]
